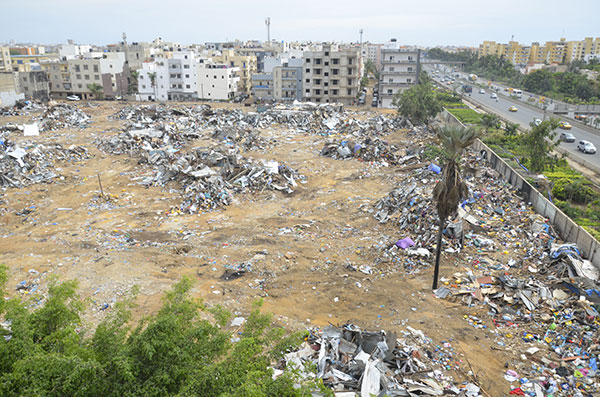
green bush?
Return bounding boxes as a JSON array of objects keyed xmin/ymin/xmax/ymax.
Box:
[
  {"xmin": 0, "ymin": 269, "xmax": 330, "ymax": 397},
  {"xmin": 552, "ymin": 178, "xmax": 596, "ymax": 204}
]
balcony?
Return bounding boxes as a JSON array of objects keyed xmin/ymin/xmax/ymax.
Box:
[
  {"xmin": 379, "ymin": 81, "xmax": 414, "ymax": 87},
  {"xmin": 382, "ymin": 59, "xmax": 417, "ymax": 64},
  {"xmin": 381, "ymin": 71, "xmax": 417, "ymax": 75}
]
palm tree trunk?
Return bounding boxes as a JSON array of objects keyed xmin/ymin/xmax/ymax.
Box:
[{"xmin": 432, "ymin": 216, "xmax": 445, "ymax": 290}]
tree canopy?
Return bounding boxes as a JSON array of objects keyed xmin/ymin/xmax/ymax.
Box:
[
  {"xmin": 0, "ymin": 266, "xmax": 329, "ymax": 396},
  {"xmin": 393, "ymin": 78, "xmax": 441, "ymax": 125}
]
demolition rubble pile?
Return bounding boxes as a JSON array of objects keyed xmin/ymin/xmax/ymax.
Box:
[
  {"xmin": 0, "ymin": 139, "xmax": 89, "ymax": 188},
  {"xmin": 211, "ymin": 126, "xmax": 273, "ymax": 152},
  {"xmin": 97, "ymin": 124, "xmax": 202, "ymax": 155},
  {"xmin": 0, "ymin": 100, "xmax": 44, "ymax": 116},
  {"xmin": 320, "ymin": 137, "xmax": 402, "ymax": 165},
  {"xmin": 278, "ymin": 324, "xmax": 481, "ymax": 396},
  {"xmin": 372, "ymin": 148, "xmax": 599, "ymax": 395},
  {"xmin": 34, "ymin": 103, "xmax": 92, "ymax": 131},
  {"xmin": 139, "ymin": 146, "xmax": 305, "ymax": 213}
]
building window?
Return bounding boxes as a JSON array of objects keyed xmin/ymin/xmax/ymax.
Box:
[
  {"xmin": 305, "ymin": 58, "xmax": 310, "ymax": 63},
  {"xmin": 324, "ymin": 90, "xmax": 328, "ymax": 95},
  {"xmin": 214, "ymin": 75, "xmax": 217, "ymax": 79},
  {"xmin": 305, "ymin": 68, "xmax": 310, "ymax": 73},
  {"xmin": 332, "ymin": 89, "xmax": 338, "ymax": 95},
  {"xmin": 315, "ymin": 89, "xmax": 321, "ymax": 95},
  {"xmin": 324, "ymin": 61, "xmax": 329, "ymax": 66},
  {"xmin": 408, "ymin": 67, "xmax": 412, "ymax": 71},
  {"xmin": 315, "ymin": 59, "xmax": 322, "ymax": 65},
  {"xmin": 186, "ymin": 84, "xmax": 190, "ymax": 88},
  {"xmin": 332, "ymin": 79, "xmax": 338, "ymax": 85},
  {"xmin": 185, "ymin": 74, "xmax": 189, "ymax": 78},
  {"xmin": 347, "ymin": 78, "xmax": 352, "ymax": 85},
  {"xmin": 85, "ymin": 75, "xmax": 89, "ymax": 80},
  {"xmin": 324, "ymin": 82, "xmax": 328, "ymax": 86},
  {"xmin": 75, "ymin": 65, "xmax": 80, "ymax": 72},
  {"xmin": 305, "ymin": 78, "xmax": 310, "ymax": 83},
  {"xmin": 347, "ymin": 68, "xmax": 352, "ymax": 75},
  {"xmin": 332, "ymin": 58, "xmax": 339, "ymax": 65},
  {"xmin": 305, "ymin": 89, "xmax": 310, "ymax": 93},
  {"xmin": 387, "ymin": 89, "xmax": 393, "ymax": 94},
  {"xmin": 76, "ymin": 74, "xmax": 81, "ymax": 79},
  {"xmin": 184, "ymin": 64, "xmax": 190, "ymax": 69},
  {"xmin": 142, "ymin": 85, "xmax": 146, "ymax": 89},
  {"xmin": 407, "ymin": 78, "xmax": 412, "ymax": 83},
  {"xmin": 408, "ymin": 56, "xmax": 413, "ymax": 60},
  {"xmin": 389, "ymin": 78, "xmax": 393, "ymax": 83},
  {"xmin": 347, "ymin": 88, "xmax": 352, "ymax": 95},
  {"xmin": 83, "ymin": 64, "xmax": 89, "ymax": 70},
  {"xmin": 332, "ymin": 69, "xmax": 339, "ymax": 75},
  {"xmin": 324, "ymin": 72, "xmax": 329, "ymax": 77},
  {"xmin": 390, "ymin": 67, "xmax": 395, "ymax": 71}
]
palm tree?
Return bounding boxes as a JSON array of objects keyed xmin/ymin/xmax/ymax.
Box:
[
  {"xmin": 148, "ymin": 72, "xmax": 157, "ymax": 100},
  {"xmin": 129, "ymin": 70, "xmax": 139, "ymax": 95},
  {"xmin": 87, "ymin": 83, "xmax": 103, "ymax": 100},
  {"xmin": 432, "ymin": 124, "xmax": 479, "ymax": 289},
  {"xmin": 480, "ymin": 113, "xmax": 499, "ymax": 133}
]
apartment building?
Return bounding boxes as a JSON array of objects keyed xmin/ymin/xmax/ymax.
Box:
[
  {"xmin": 211, "ymin": 49, "xmax": 257, "ymax": 95},
  {"xmin": 273, "ymin": 58, "xmax": 303, "ymax": 101},
  {"xmin": 0, "ymin": 47, "xmax": 12, "ymax": 72},
  {"xmin": 378, "ymin": 47, "xmax": 420, "ymax": 108},
  {"xmin": 251, "ymin": 73, "xmax": 273, "ymax": 100},
  {"xmin": 107, "ymin": 41, "xmax": 151, "ymax": 70},
  {"xmin": 302, "ymin": 44, "xmax": 361, "ymax": 105},
  {"xmin": 197, "ymin": 60, "xmax": 239, "ymax": 100},
  {"xmin": 478, "ymin": 41, "xmax": 507, "ymax": 58},
  {"xmin": 42, "ymin": 52, "xmax": 128, "ymax": 99},
  {"xmin": 17, "ymin": 70, "xmax": 50, "ymax": 101},
  {"xmin": 166, "ymin": 51, "xmax": 200, "ymax": 101},
  {"xmin": 362, "ymin": 44, "xmax": 383, "ymax": 70},
  {"xmin": 137, "ymin": 59, "xmax": 170, "ymax": 101},
  {"xmin": 11, "ymin": 54, "xmax": 58, "ymax": 72},
  {"xmin": 478, "ymin": 37, "xmax": 600, "ymax": 65}
]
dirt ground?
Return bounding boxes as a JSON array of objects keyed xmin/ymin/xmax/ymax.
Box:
[{"xmin": 0, "ymin": 101, "xmax": 515, "ymax": 394}]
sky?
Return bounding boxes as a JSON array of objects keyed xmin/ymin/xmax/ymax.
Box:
[{"xmin": 1, "ymin": 0, "xmax": 599, "ymax": 47}]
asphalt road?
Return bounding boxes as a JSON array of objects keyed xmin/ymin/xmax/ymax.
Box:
[{"xmin": 427, "ymin": 68, "xmax": 600, "ymax": 168}]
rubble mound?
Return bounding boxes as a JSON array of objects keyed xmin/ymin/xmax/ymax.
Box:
[
  {"xmin": 0, "ymin": 139, "xmax": 89, "ymax": 188},
  {"xmin": 35, "ymin": 103, "xmax": 91, "ymax": 131}
]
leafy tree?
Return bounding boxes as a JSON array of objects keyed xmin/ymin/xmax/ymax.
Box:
[
  {"xmin": 522, "ymin": 118, "xmax": 560, "ymax": 172},
  {"xmin": 480, "ymin": 113, "xmax": 499, "ymax": 133},
  {"xmin": 0, "ymin": 268, "xmax": 330, "ymax": 396},
  {"xmin": 432, "ymin": 125, "xmax": 479, "ymax": 289},
  {"xmin": 87, "ymin": 83, "xmax": 103, "ymax": 100},
  {"xmin": 523, "ymin": 69, "xmax": 554, "ymax": 93},
  {"xmin": 504, "ymin": 122, "xmax": 519, "ymax": 136},
  {"xmin": 393, "ymin": 80, "xmax": 442, "ymax": 125}
]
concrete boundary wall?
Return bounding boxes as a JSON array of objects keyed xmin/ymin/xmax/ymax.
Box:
[{"xmin": 440, "ymin": 109, "xmax": 600, "ymax": 270}]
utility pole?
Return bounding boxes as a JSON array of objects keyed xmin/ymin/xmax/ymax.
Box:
[{"xmin": 265, "ymin": 17, "xmax": 271, "ymax": 43}]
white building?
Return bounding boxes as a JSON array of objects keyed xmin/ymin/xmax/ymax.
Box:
[
  {"xmin": 378, "ymin": 42, "xmax": 420, "ymax": 108},
  {"xmin": 197, "ymin": 60, "xmax": 239, "ymax": 100},
  {"xmin": 58, "ymin": 43, "xmax": 92, "ymax": 60},
  {"xmin": 137, "ymin": 59, "xmax": 169, "ymax": 101}
]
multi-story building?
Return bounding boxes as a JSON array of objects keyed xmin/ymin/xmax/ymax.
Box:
[
  {"xmin": 478, "ymin": 41, "xmax": 507, "ymax": 58},
  {"xmin": 41, "ymin": 60, "xmax": 71, "ymax": 98},
  {"xmin": 166, "ymin": 51, "xmax": 200, "ymax": 101},
  {"xmin": 0, "ymin": 47, "xmax": 11, "ymax": 72},
  {"xmin": 251, "ymin": 73, "xmax": 273, "ymax": 100},
  {"xmin": 197, "ymin": 60, "xmax": 239, "ymax": 100},
  {"xmin": 273, "ymin": 58, "xmax": 303, "ymax": 101},
  {"xmin": 17, "ymin": 70, "xmax": 50, "ymax": 101},
  {"xmin": 378, "ymin": 46, "xmax": 420, "ymax": 108},
  {"xmin": 11, "ymin": 54, "xmax": 58, "ymax": 72},
  {"xmin": 544, "ymin": 39, "xmax": 567, "ymax": 64},
  {"xmin": 302, "ymin": 44, "xmax": 361, "ymax": 105},
  {"xmin": 137, "ymin": 59, "xmax": 170, "ymax": 101},
  {"xmin": 211, "ymin": 49, "xmax": 257, "ymax": 95},
  {"xmin": 107, "ymin": 41, "xmax": 151, "ymax": 71},
  {"xmin": 362, "ymin": 44, "xmax": 383, "ymax": 71}
]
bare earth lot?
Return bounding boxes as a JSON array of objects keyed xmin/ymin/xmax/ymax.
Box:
[{"xmin": 1, "ymin": 101, "xmax": 539, "ymax": 394}]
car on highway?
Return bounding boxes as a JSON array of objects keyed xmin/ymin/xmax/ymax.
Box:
[
  {"xmin": 508, "ymin": 106, "xmax": 518, "ymax": 112},
  {"xmin": 490, "ymin": 93, "xmax": 498, "ymax": 99},
  {"xmin": 574, "ymin": 114, "xmax": 588, "ymax": 121},
  {"xmin": 559, "ymin": 121, "xmax": 572, "ymax": 130},
  {"xmin": 577, "ymin": 140, "xmax": 597, "ymax": 154},
  {"xmin": 559, "ymin": 132, "xmax": 576, "ymax": 142},
  {"xmin": 534, "ymin": 118, "xmax": 542, "ymax": 126},
  {"xmin": 479, "ymin": 88, "xmax": 485, "ymax": 94}
]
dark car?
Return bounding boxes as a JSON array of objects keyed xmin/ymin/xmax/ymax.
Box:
[{"xmin": 559, "ymin": 132, "xmax": 575, "ymax": 142}]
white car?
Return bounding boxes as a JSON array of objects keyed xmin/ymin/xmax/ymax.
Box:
[
  {"xmin": 577, "ymin": 140, "xmax": 597, "ymax": 154},
  {"xmin": 479, "ymin": 89, "xmax": 485, "ymax": 94},
  {"xmin": 534, "ymin": 118, "xmax": 542, "ymax": 126},
  {"xmin": 66, "ymin": 95, "xmax": 81, "ymax": 101},
  {"xmin": 490, "ymin": 93, "xmax": 498, "ymax": 99}
]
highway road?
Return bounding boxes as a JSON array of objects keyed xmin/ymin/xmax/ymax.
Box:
[{"xmin": 427, "ymin": 67, "xmax": 600, "ymax": 169}]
